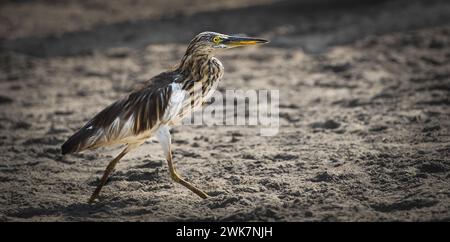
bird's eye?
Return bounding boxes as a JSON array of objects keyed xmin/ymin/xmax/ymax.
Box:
[{"xmin": 213, "ymin": 36, "xmax": 221, "ymax": 44}]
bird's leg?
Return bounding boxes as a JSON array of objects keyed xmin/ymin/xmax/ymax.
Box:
[
  {"xmin": 88, "ymin": 146, "xmax": 131, "ymax": 203},
  {"xmin": 166, "ymin": 146, "xmax": 209, "ymax": 199},
  {"xmin": 156, "ymin": 125, "xmax": 208, "ymax": 199}
]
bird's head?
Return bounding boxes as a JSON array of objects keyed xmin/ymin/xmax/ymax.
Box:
[{"xmin": 186, "ymin": 32, "xmax": 269, "ymax": 55}]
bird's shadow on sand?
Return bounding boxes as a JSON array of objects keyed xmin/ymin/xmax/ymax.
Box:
[{"xmin": 6, "ymin": 163, "xmax": 168, "ymax": 220}]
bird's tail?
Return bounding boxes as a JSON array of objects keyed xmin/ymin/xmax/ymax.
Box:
[{"xmin": 61, "ymin": 124, "xmax": 99, "ymax": 155}]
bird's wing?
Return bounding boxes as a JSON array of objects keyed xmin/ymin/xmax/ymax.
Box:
[{"xmin": 61, "ymin": 72, "xmax": 185, "ymax": 154}]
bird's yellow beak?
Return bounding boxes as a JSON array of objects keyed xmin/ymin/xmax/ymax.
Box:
[{"xmin": 223, "ymin": 35, "xmax": 269, "ymax": 47}]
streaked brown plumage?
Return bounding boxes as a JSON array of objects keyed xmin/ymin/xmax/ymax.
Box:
[{"xmin": 61, "ymin": 32, "xmax": 268, "ymax": 203}]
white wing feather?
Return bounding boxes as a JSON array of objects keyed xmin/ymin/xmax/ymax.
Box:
[{"xmin": 162, "ymin": 82, "xmax": 186, "ymax": 123}]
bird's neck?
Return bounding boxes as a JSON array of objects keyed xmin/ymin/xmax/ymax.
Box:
[{"xmin": 178, "ymin": 52, "xmax": 213, "ymax": 77}]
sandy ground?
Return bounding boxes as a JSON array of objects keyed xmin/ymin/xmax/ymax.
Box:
[{"xmin": 0, "ymin": 0, "xmax": 449, "ymax": 221}]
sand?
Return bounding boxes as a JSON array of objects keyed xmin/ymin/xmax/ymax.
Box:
[{"xmin": 0, "ymin": 0, "xmax": 449, "ymax": 221}]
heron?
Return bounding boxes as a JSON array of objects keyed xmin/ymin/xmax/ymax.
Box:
[{"xmin": 61, "ymin": 32, "xmax": 269, "ymax": 203}]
